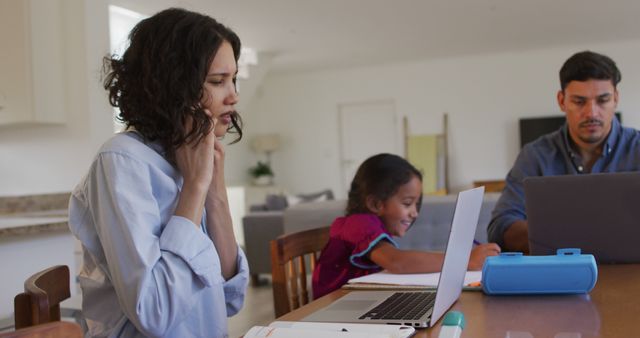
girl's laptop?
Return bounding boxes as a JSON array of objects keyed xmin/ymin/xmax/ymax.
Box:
[
  {"xmin": 525, "ymin": 171, "xmax": 640, "ymax": 263},
  {"xmin": 301, "ymin": 187, "xmax": 484, "ymax": 328}
]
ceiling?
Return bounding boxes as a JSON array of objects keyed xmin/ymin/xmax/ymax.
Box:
[{"xmin": 109, "ymin": 0, "xmax": 640, "ymax": 74}]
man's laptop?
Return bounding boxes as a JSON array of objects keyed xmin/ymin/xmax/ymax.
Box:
[
  {"xmin": 302, "ymin": 187, "xmax": 485, "ymax": 328},
  {"xmin": 525, "ymin": 171, "xmax": 640, "ymax": 263}
]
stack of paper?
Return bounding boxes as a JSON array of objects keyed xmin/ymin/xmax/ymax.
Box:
[
  {"xmin": 344, "ymin": 270, "xmax": 482, "ymax": 290},
  {"xmin": 244, "ymin": 321, "xmax": 415, "ymax": 338}
]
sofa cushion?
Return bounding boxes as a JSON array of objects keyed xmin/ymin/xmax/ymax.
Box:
[
  {"xmin": 282, "ymin": 192, "xmax": 501, "ymax": 251},
  {"xmin": 394, "ymin": 192, "xmax": 500, "ymax": 251},
  {"xmin": 245, "ymin": 192, "xmax": 501, "ymax": 279},
  {"xmin": 287, "ymin": 189, "xmax": 334, "ymax": 206},
  {"xmin": 242, "ymin": 210, "xmax": 285, "ymax": 275},
  {"xmin": 299, "ymin": 189, "xmax": 334, "ymax": 201},
  {"xmin": 265, "ymin": 194, "xmax": 289, "ymax": 211},
  {"xmin": 283, "ymin": 199, "xmax": 346, "ymax": 233}
]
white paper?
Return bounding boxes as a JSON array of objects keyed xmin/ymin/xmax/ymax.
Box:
[
  {"xmin": 244, "ymin": 321, "xmax": 415, "ymax": 338},
  {"xmin": 244, "ymin": 326, "xmax": 388, "ymax": 338},
  {"xmin": 270, "ymin": 321, "xmax": 415, "ymax": 338},
  {"xmin": 347, "ymin": 270, "xmax": 482, "ymax": 287}
]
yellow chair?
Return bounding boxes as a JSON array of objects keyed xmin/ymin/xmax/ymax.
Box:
[{"xmin": 270, "ymin": 227, "xmax": 330, "ymax": 317}]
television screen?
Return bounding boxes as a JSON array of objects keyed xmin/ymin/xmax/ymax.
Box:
[{"xmin": 519, "ymin": 113, "xmax": 622, "ymax": 148}]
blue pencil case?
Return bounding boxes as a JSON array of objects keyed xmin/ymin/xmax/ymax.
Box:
[{"xmin": 482, "ymin": 248, "xmax": 597, "ymax": 295}]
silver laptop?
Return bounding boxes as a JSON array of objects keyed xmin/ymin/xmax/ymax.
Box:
[
  {"xmin": 302, "ymin": 186, "xmax": 484, "ymax": 328},
  {"xmin": 525, "ymin": 172, "xmax": 640, "ymax": 263}
]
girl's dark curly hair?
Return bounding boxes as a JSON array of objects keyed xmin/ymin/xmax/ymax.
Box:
[
  {"xmin": 346, "ymin": 153, "xmax": 423, "ymax": 215},
  {"xmin": 103, "ymin": 8, "xmax": 243, "ymax": 160}
]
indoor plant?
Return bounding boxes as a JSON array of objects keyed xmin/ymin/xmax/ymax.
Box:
[{"xmin": 248, "ymin": 161, "xmax": 274, "ymax": 186}]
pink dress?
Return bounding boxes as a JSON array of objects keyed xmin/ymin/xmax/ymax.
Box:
[{"xmin": 312, "ymin": 213, "xmax": 397, "ymax": 299}]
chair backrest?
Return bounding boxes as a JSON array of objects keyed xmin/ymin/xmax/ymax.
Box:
[
  {"xmin": 14, "ymin": 265, "xmax": 71, "ymax": 329},
  {"xmin": 270, "ymin": 226, "xmax": 330, "ymax": 317},
  {"xmin": 0, "ymin": 321, "xmax": 82, "ymax": 338}
]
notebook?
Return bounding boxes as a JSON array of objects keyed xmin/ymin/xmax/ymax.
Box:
[
  {"xmin": 525, "ymin": 171, "xmax": 640, "ymax": 263},
  {"xmin": 245, "ymin": 321, "xmax": 415, "ymax": 338},
  {"xmin": 345, "ymin": 270, "xmax": 482, "ymax": 290},
  {"xmin": 302, "ymin": 186, "xmax": 484, "ymax": 328}
]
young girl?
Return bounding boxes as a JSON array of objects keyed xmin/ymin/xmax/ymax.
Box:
[{"xmin": 312, "ymin": 153, "xmax": 500, "ymax": 298}]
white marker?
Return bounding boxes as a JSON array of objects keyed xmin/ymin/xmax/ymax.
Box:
[{"xmin": 438, "ymin": 311, "xmax": 465, "ymax": 338}]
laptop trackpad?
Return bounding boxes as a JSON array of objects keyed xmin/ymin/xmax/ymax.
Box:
[
  {"xmin": 329, "ymin": 300, "xmax": 377, "ymax": 311},
  {"xmin": 302, "ymin": 299, "xmax": 379, "ymax": 322}
]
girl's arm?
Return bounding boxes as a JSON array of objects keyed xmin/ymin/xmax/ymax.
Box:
[
  {"xmin": 468, "ymin": 242, "xmax": 501, "ymax": 269},
  {"xmin": 369, "ymin": 241, "xmax": 444, "ymax": 274},
  {"xmin": 369, "ymin": 241, "xmax": 500, "ymax": 273}
]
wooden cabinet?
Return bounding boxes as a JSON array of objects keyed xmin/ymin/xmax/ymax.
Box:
[{"xmin": 0, "ymin": 0, "xmax": 66, "ymax": 125}]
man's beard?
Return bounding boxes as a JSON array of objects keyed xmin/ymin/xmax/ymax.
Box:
[{"xmin": 578, "ymin": 119, "xmax": 604, "ymax": 144}]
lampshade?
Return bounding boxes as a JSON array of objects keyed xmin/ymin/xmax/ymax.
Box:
[{"xmin": 251, "ymin": 134, "xmax": 280, "ymax": 153}]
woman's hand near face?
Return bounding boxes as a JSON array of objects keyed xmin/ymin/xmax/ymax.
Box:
[
  {"xmin": 202, "ymin": 113, "xmax": 239, "ymax": 280},
  {"xmin": 208, "ymin": 133, "xmax": 226, "ymax": 195},
  {"xmin": 174, "ymin": 114, "xmax": 217, "ymax": 226},
  {"xmin": 177, "ymin": 115, "xmax": 217, "ymax": 189}
]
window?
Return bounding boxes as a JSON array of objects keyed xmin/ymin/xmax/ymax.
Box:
[{"xmin": 108, "ymin": 6, "xmax": 147, "ymax": 133}]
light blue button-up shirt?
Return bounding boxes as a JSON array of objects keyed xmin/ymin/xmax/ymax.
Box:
[
  {"xmin": 68, "ymin": 131, "xmax": 248, "ymax": 338},
  {"xmin": 487, "ymin": 117, "xmax": 640, "ymax": 247}
]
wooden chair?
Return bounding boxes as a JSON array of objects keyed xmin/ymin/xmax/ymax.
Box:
[
  {"xmin": 0, "ymin": 321, "xmax": 82, "ymax": 338},
  {"xmin": 13, "ymin": 265, "xmax": 71, "ymax": 329},
  {"xmin": 270, "ymin": 226, "xmax": 330, "ymax": 317}
]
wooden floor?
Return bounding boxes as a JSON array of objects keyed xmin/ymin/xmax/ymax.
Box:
[{"xmin": 228, "ymin": 279, "xmax": 276, "ymax": 338}]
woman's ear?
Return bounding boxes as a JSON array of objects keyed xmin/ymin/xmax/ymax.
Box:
[{"xmin": 365, "ymin": 196, "xmax": 382, "ymax": 214}]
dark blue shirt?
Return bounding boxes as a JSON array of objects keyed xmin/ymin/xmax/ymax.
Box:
[{"xmin": 487, "ymin": 117, "xmax": 640, "ymax": 247}]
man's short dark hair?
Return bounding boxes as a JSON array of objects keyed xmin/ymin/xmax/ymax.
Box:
[{"xmin": 559, "ymin": 51, "xmax": 621, "ymax": 91}]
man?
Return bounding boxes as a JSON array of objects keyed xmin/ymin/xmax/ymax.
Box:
[{"xmin": 487, "ymin": 50, "xmax": 640, "ymax": 253}]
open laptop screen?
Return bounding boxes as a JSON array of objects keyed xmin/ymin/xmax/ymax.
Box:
[{"xmin": 524, "ymin": 172, "xmax": 640, "ymax": 263}]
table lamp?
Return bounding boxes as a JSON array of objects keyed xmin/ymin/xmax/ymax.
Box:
[{"xmin": 251, "ymin": 134, "xmax": 281, "ymax": 165}]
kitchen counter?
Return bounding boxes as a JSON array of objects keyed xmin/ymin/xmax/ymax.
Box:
[
  {"xmin": 0, "ymin": 193, "xmax": 76, "ymax": 320},
  {"xmin": 0, "ymin": 209, "xmax": 69, "ymax": 238}
]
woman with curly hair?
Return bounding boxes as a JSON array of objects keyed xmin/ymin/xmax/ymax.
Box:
[{"xmin": 68, "ymin": 8, "xmax": 248, "ymax": 337}]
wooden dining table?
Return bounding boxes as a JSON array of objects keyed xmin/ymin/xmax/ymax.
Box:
[
  {"xmin": 0, "ymin": 321, "xmax": 82, "ymax": 338},
  {"xmin": 277, "ymin": 264, "xmax": 640, "ymax": 337}
]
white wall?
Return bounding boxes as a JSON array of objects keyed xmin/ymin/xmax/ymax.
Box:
[
  {"xmin": 0, "ymin": 0, "xmax": 111, "ymax": 319},
  {"xmin": 0, "ymin": 1, "xmax": 263, "ymax": 195},
  {"xmin": 0, "ymin": 233, "xmax": 77, "ymax": 319},
  {"xmin": 0, "ymin": 0, "xmax": 112, "ymax": 197},
  {"xmin": 247, "ymin": 39, "xmax": 640, "ymax": 197},
  {"xmin": 2, "ymin": 8, "xmax": 640, "ymax": 201}
]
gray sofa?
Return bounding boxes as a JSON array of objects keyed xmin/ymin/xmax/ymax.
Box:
[
  {"xmin": 242, "ymin": 210, "xmax": 286, "ymax": 284},
  {"xmin": 242, "ymin": 192, "xmax": 500, "ymax": 283}
]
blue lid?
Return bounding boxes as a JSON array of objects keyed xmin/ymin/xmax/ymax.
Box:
[
  {"xmin": 442, "ymin": 311, "xmax": 465, "ymax": 329},
  {"xmin": 500, "ymin": 252, "xmax": 523, "ymax": 257}
]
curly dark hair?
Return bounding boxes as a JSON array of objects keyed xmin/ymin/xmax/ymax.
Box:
[
  {"xmin": 559, "ymin": 51, "xmax": 621, "ymax": 91},
  {"xmin": 346, "ymin": 153, "xmax": 423, "ymax": 215},
  {"xmin": 103, "ymin": 8, "xmax": 243, "ymax": 160}
]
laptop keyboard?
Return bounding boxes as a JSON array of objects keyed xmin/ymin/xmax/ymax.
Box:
[{"xmin": 358, "ymin": 291, "xmax": 436, "ymax": 320}]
